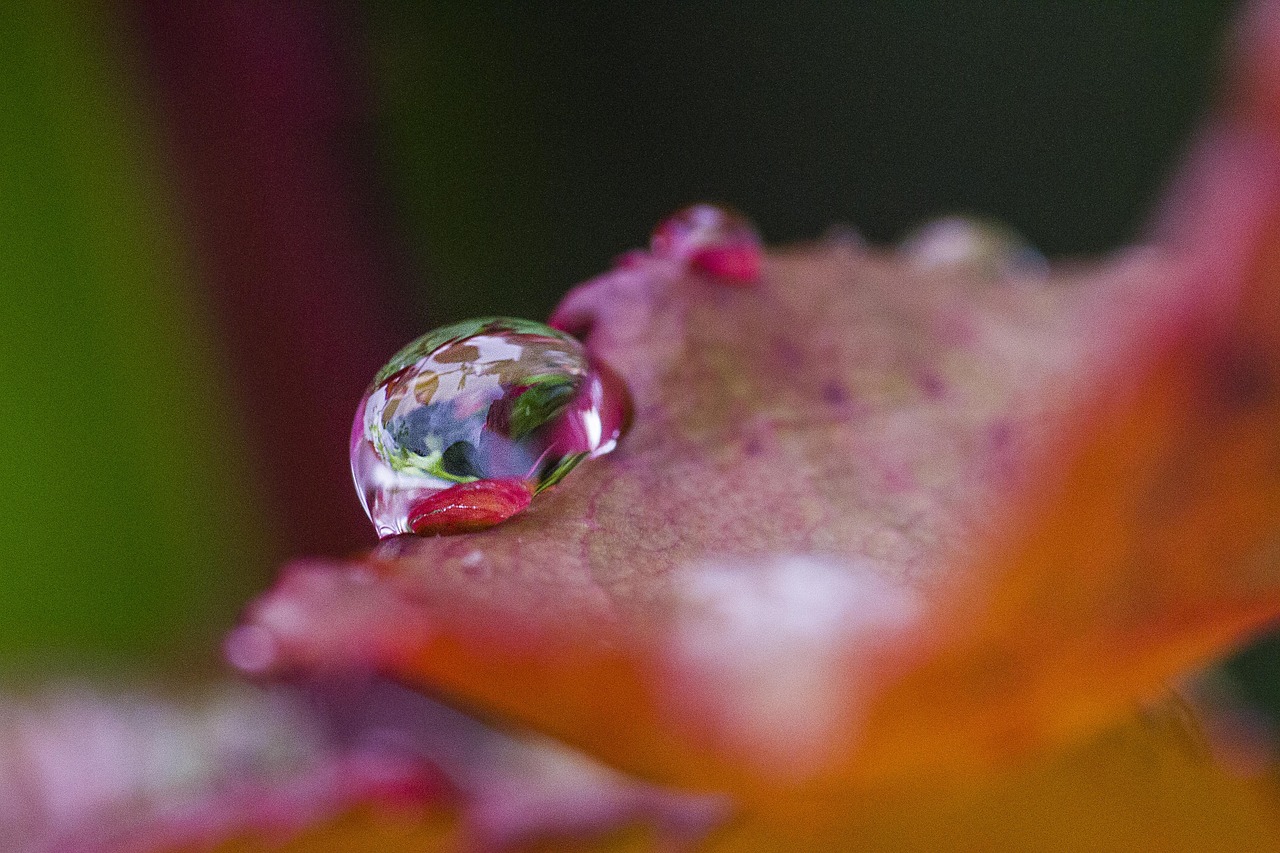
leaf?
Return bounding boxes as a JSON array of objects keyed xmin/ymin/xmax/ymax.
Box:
[
  {"xmin": 232, "ymin": 0, "xmax": 1280, "ymax": 840},
  {"xmin": 0, "ymin": 681, "xmax": 441, "ymax": 852},
  {"xmin": 699, "ymin": 703, "xmax": 1280, "ymax": 852},
  {"xmin": 0, "ymin": 678, "xmax": 720, "ymax": 852},
  {"xmin": 213, "ymin": 808, "xmax": 456, "ymax": 853},
  {"xmin": 240, "ymin": 225, "xmax": 1267, "ymax": 796}
]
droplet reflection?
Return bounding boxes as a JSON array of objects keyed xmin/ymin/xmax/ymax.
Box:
[{"xmin": 352, "ymin": 317, "xmax": 629, "ymax": 536}]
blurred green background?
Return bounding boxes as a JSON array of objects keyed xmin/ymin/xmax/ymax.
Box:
[
  {"xmin": 0, "ymin": 3, "xmax": 269, "ymax": 671},
  {"xmin": 0, "ymin": 1, "xmax": 1241, "ymax": 676}
]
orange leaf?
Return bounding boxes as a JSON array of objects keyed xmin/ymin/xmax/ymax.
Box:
[
  {"xmin": 212, "ymin": 808, "xmax": 457, "ymax": 853},
  {"xmin": 702, "ymin": 703, "xmax": 1280, "ymax": 852}
]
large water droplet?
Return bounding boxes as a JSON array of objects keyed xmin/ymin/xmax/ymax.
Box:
[
  {"xmin": 650, "ymin": 204, "xmax": 763, "ymax": 284},
  {"xmin": 352, "ymin": 317, "xmax": 630, "ymax": 537}
]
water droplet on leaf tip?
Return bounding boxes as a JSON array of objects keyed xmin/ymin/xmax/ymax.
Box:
[
  {"xmin": 900, "ymin": 215, "xmax": 1046, "ymax": 278},
  {"xmin": 352, "ymin": 317, "xmax": 631, "ymax": 536},
  {"xmin": 650, "ymin": 204, "xmax": 763, "ymax": 285}
]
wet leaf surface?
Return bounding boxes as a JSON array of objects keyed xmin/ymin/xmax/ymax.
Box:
[
  {"xmin": 236, "ymin": 204, "xmax": 1280, "ymax": 798},
  {"xmin": 221, "ymin": 2, "xmax": 1280, "ymax": 847}
]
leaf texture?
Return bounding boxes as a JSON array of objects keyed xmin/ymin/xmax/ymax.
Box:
[{"xmin": 226, "ymin": 2, "xmax": 1280, "ymax": 848}]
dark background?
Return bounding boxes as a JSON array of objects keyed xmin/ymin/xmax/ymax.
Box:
[{"xmin": 357, "ymin": 2, "xmax": 1234, "ymax": 323}]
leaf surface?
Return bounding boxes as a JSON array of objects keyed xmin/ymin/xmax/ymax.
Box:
[
  {"xmin": 235, "ymin": 0, "xmax": 1280, "ymax": 816},
  {"xmin": 237, "ymin": 211, "xmax": 1280, "ymax": 796}
]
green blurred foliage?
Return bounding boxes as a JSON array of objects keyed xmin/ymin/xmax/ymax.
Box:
[{"xmin": 0, "ymin": 2, "xmax": 269, "ymax": 671}]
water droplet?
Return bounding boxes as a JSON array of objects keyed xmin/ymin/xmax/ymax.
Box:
[
  {"xmin": 900, "ymin": 215, "xmax": 1046, "ymax": 278},
  {"xmin": 352, "ymin": 317, "xmax": 630, "ymax": 537},
  {"xmin": 651, "ymin": 204, "xmax": 763, "ymax": 284}
]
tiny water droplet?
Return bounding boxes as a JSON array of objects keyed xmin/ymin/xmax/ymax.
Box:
[
  {"xmin": 352, "ymin": 317, "xmax": 630, "ymax": 537},
  {"xmin": 651, "ymin": 203, "xmax": 763, "ymax": 284},
  {"xmin": 900, "ymin": 215, "xmax": 1046, "ymax": 278}
]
